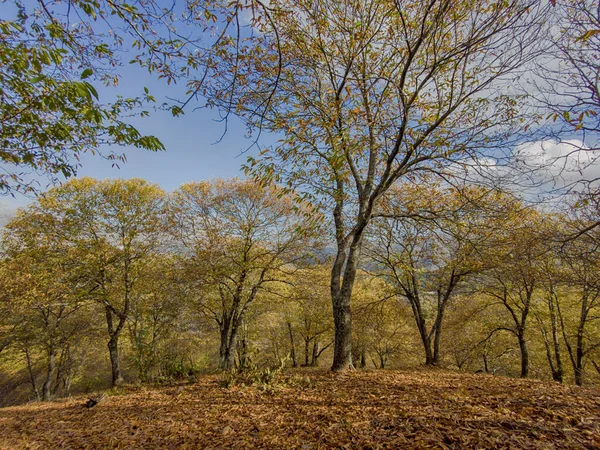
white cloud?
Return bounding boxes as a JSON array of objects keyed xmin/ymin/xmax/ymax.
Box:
[
  {"xmin": 513, "ymin": 139, "xmax": 600, "ymax": 189},
  {"xmin": 446, "ymin": 155, "xmax": 512, "ymax": 187}
]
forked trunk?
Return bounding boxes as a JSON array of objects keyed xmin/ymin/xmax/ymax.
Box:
[
  {"xmin": 219, "ymin": 324, "xmax": 238, "ymax": 371},
  {"xmin": 42, "ymin": 349, "xmax": 58, "ymax": 401},
  {"xmin": 331, "ymin": 291, "xmax": 353, "ymax": 371},
  {"xmin": 330, "ymin": 234, "xmax": 362, "ymax": 372}
]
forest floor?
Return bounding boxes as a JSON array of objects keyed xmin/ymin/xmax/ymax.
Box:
[{"xmin": 0, "ymin": 369, "xmax": 599, "ymax": 449}]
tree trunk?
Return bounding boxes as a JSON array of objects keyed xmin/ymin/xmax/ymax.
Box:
[
  {"xmin": 310, "ymin": 341, "xmax": 320, "ymax": 367},
  {"xmin": 574, "ymin": 329, "xmax": 584, "ymax": 386},
  {"xmin": 331, "ymin": 291, "xmax": 353, "ymax": 371},
  {"xmin": 330, "ymin": 202, "xmax": 367, "ymax": 372},
  {"xmin": 574, "ymin": 364, "xmax": 583, "ymax": 386},
  {"xmin": 557, "ymin": 294, "xmax": 585, "ymax": 386},
  {"xmin": 105, "ymin": 303, "xmax": 127, "ymax": 387},
  {"xmin": 518, "ymin": 331, "xmax": 529, "ymax": 378},
  {"xmin": 42, "ymin": 348, "xmax": 58, "ymax": 401},
  {"xmin": 549, "ymin": 295, "xmax": 564, "ymax": 382},
  {"xmin": 379, "ymin": 352, "xmax": 387, "ymax": 369},
  {"xmin": 406, "ymin": 292, "xmax": 434, "ymax": 366},
  {"xmin": 237, "ymin": 336, "xmax": 249, "ymax": 370},
  {"xmin": 304, "ymin": 337, "xmax": 310, "ymax": 367},
  {"xmin": 421, "ymin": 327, "xmax": 434, "ymax": 366},
  {"xmin": 574, "ymin": 301, "xmax": 587, "ymax": 386},
  {"xmin": 108, "ymin": 336, "xmax": 124, "ymax": 386},
  {"xmin": 287, "ymin": 322, "xmax": 297, "ymax": 368},
  {"xmin": 219, "ymin": 323, "xmax": 237, "ymax": 371},
  {"xmin": 432, "ymin": 304, "xmax": 446, "ymax": 366},
  {"xmin": 24, "ymin": 346, "xmax": 40, "ymax": 401}
]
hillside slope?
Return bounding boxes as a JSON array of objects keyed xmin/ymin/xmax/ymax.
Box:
[{"xmin": 1, "ymin": 370, "xmax": 599, "ymax": 449}]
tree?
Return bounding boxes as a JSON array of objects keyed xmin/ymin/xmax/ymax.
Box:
[
  {"xmin": 1, "ymin": 0, "xmax": 296, "ymax": 195},
  {"xmin": 0, "ymin": 208, "xmax": 91, "ymax": 400},
  {"xmin": 525, "ymin": 1, "xmax": 600, "ymax": 230},
  {"xmin": 352, "ymin": 274, "xmax": 409, "ymax": 369},
  {"xmin": 534, "ymin": 254, "xmax": 566, "ymax": 383},
  {"xmin": 286, "ymin": 265, "xmax": 333, "ymax": 367},
  {"xmin": 367, "ymin": 184, "xmax": 493, "ymax": 366},
  {"xmin": 200, "ymin": 0, "xmax": 549, "ymax": 370},
  {"xmin": 557, "ymin": 209, "xmax": 600, "ymax": 385},
  {"xmin": 480, "ymin": 209, "xmax": 551, "ymax": 378},
  {"xmin": 170, "ymin": 179, "xmax": 320, "ymax": 370},
  {"xmin": 538, "ymin": 1, "xmax": 600, "ymax": 137},
  {"xmin": 0, "ymin": 6, "xmax": 165, "ymax": 194},
  {"xmin": 127, "ymin": 255, "xmax": 186, "ymax": 382},
  {"xmin": 22, "ymin": 178, "xmax": 167, "ymax": 386}
]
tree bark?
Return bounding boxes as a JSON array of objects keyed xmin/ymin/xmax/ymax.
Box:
[
  {"xmin": 42, "ymin": 348, "xmax": 58, "ymax": 401},
  {"xmin": 287, "ymin": 322, "xmax": 297, "ymax": 368},
  {"xmin": 575, "ymin": 325, "xmax": 585, "ymax": 386},
  {"xmin": 549, "ymin": 295, "xmax": 564, "ymax": 382},
  {"xmin": 237, "ymin": 335, "xmax": 249, "ymax": 370},
  {"xmin": 304, "ymin": 337, "xmax": 310, "ymax": 367},
  {"xmin": 219, "ymin": 321, "xmax": 238, "ymax": 370},
  {"xmin": 432, "ymin": 325, "xmax": 443, "ymax": 366},
  {"xmin": 105, "ymin": 304, "xmax": 126, "ymax": 386},
  {"xmin": 360, "ymin": 348, "xmax": 366, "ymax": 368},
  {"xmin": 518, "ymin": 330, "xmax": 529, "ymax": 378},
  {"xmin": 108, "ymin": 336, "xmax": 124, "ymax": 386},
  {"xmin": 331, "ymin": 291, "xmax": 353, "ymax": 371},
  {"xmin": 412, "ymin": 309, "xmax": 434, "ymax": 365},
  {"xmin": 310, "ymin": 341, "xmax": 320, "ymax": 367},
  {"xmin": 405, "ymin": 288, "xmax": 435, "ymax": 366},
  {"xmin": 331, "ymin": 232, "xmax": 366, "ymax": 371},
  {"xmin": 574, "ymin": 296, "xmax": 588, "ymax": 386}
]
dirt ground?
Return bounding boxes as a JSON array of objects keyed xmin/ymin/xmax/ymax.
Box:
[{"xmin": 1, "ymin": 369, "xmax": 599, "ymax": 449}]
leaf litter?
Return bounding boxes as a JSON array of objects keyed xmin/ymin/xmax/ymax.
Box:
[{"xmin": 0, "ymin": 369, "xmax": 599, "ymax": 449}]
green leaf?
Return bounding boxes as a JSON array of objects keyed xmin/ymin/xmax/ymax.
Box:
[{"xmin": 81, "ymin": 68, "xmax": 93, "ymax": 79}]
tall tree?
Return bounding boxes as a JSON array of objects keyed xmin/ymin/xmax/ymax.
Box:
[
  {"xmin": 481, "ymin": 209, "xmax": 551, "ymax": 378},
  {"xmin": 367, "ymin": 184, "xmax": 495, "ymax": 366},
  {"xmin": 0, "ymin": 208, "xmax": 90, "ymax": 400},
  {"xmin": 202, "ymin": 0, "xmax": 548, "ymax": 370},
  {"xmin": 22, "ymin": 177, "xmax": 167, "ymax": 386},
  {"xmin": 170, "ymin": 179, "xmax": 320, "ymax": 370}
]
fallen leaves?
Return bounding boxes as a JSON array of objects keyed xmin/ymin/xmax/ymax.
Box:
[{"xmin": 0, "ymin": 369, "xmax": 599, "ymax": 449}]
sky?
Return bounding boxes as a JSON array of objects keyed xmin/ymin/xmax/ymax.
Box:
[
  {"xmin": 2, "ymin": 0, "xmax": 597, "ymax": 218},
  {"xmin": 0, "ymin": 0, "xmax": 278, "ymax": 216},
  {"xmin": 1, "ymin": 60, "xmax": 276, "ymax": 214},
  {"xmin": 2, "ymin": 59, "xmax": 595, "ymax": 216}
]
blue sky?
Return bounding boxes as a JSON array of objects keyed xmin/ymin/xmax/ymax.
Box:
[
  {"xmin": 2, "ymin": 61, "xmax": 275, "ymax": 212},
  {"xmin": 0, "ymin": 0, "xmax": 277, "ymax": 213},
  {"xmin": 2, "ymin": 0, "xmax": 594, "ymax": 216}
]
